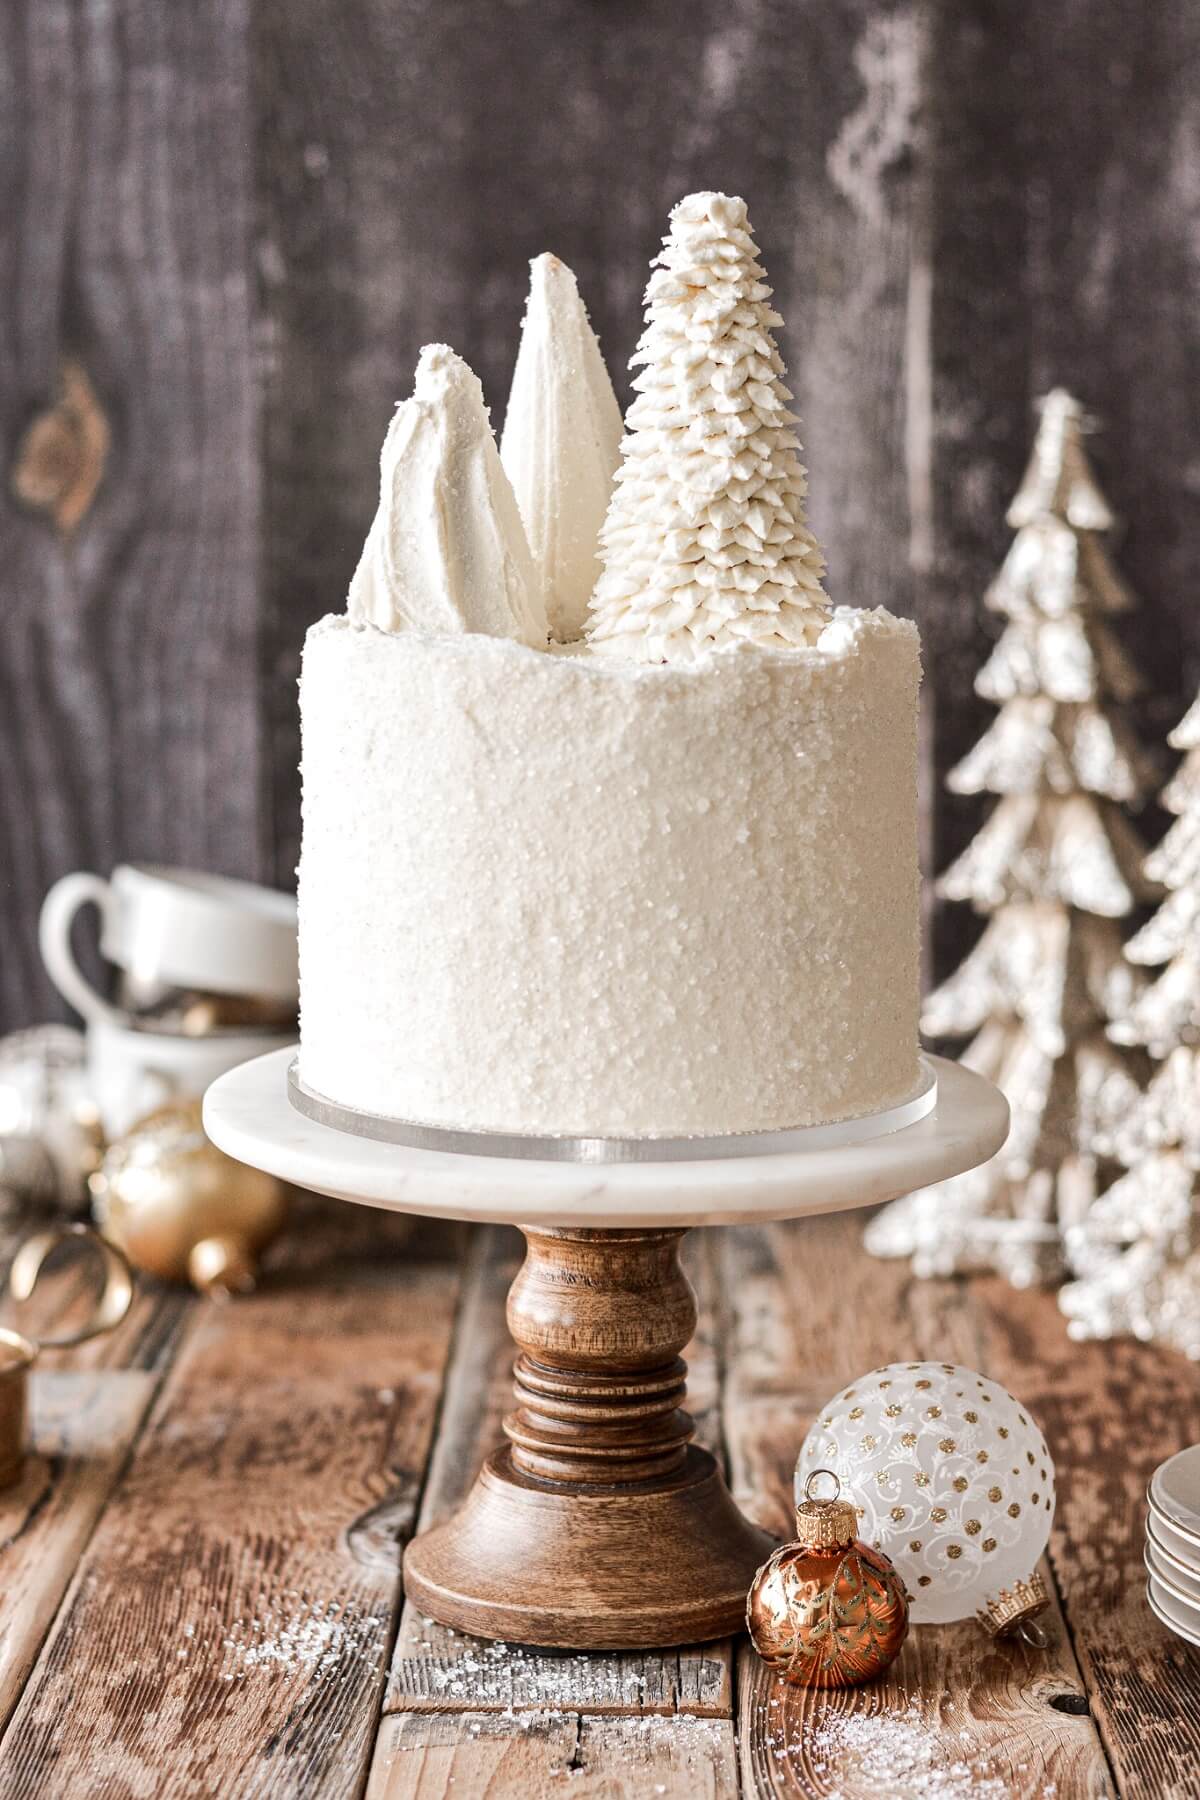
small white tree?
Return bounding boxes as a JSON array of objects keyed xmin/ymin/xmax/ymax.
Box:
[
  {"xmin": 1061, "ymin": 695, "xmax": 1200, "ymax": 1359},
  {"xmin": 866, "ymin": 392, "xmax": 1155, "ymax": 1288},
  {"xmin": 586, "ymin": 191, "xmax": 828, "ymax": 663}
]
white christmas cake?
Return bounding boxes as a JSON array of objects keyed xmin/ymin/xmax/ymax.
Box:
[{"xmin": 297, "ymin": 194, "xmax": 921, "ymax": 1137}]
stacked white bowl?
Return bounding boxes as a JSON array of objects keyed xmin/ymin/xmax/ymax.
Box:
[{"xmin": 1146, "ymin": 1444, "xmax": 1200, "ymax": 1645}]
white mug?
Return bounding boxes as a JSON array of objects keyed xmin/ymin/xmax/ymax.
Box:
[
  {"xmin": 84, "ymin": 1016, "xmax": 290, "ymax": 1139},
  {"xmin": 40, "ymin": 864, "xmax": 298, "ymax": 1026}
]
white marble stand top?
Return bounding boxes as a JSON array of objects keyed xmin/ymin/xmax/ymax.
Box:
[{"xmin": 203, "ymin": 1048, "xmax": 1007, "ymax": 1229}]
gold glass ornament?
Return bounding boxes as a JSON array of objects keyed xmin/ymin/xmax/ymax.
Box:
[
  {"xmin": 90, "ymin": 1101, "xmax": 286, "ymax": 1296},
  {"xmin": 747, "ymin": 1470, "xmax": 909, "ymax": 1688}
]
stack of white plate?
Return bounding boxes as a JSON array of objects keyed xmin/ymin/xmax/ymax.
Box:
[{"xmin": 1146, "ymin": 1444, "xmax": 1200, "ymax": 1645}]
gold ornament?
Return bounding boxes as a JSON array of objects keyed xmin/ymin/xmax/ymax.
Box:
[
  {"xmin": 747, "ymin": 1470, "xmax": 909, "ymax": 1688},
  {"xmin": 90, "ymin": 1101, "xmax": 286, "ymax": 1295}
]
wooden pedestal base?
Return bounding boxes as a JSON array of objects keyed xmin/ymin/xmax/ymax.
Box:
[{"xmin": 403, "ymin": 1226, "xmax": 775, "ymax": 1649}]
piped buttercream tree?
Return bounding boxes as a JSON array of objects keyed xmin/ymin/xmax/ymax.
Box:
[
  {"xmin": 586, "ymin": 192, "xmax": 829, "ymax": 662},
  {"xmin": 866, "ymin": 391, "xmax": 1156, "ymax": 1288},
  {"xmin": 1060, "ymin": 693, "xmax": 1200, "ymax": 1358}
]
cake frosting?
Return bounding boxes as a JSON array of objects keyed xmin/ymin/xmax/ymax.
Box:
[
  {"xmin": 299, "ymin": 610, "xmax": 920, "ymax": 1135},
  {"xmin": 500, "ymin": 255, "xmax": 623, "ymax": 642},
  {"xmin": 347, "ymin": 344, "xmax": 547, "ymax": 646},
  {"xmin": 297, "ymin": 191, "xmax": 922, "ymax": 1139},
  {"xmin": 586, "ymin": 192, "xmax": 828, "ymax": 663}
]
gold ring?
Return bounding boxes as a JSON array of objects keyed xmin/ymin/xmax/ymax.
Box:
[{"xmin": 8, "ymin": 1224, "xmax": 135, "ymax": 1349}]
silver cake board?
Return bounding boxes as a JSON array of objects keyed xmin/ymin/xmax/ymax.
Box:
[{"xmin": 285, "ymin": 1055, "xmax": 939, "ymax": 1165}]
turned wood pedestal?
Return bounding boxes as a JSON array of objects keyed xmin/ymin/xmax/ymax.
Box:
[
  {"xmin": 403, "ymin": 1226, "xmax": 775, "ymax": 1649},
  {"xmin": 205, "ymin": 1049, "xmax": 1009, "ymax": 1652}
]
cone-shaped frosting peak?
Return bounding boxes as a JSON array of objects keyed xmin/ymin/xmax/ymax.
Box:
[
  {"xmin": 347, "ymin": 344, "xmax": 547, "ymax": 646},
  {"xmin": 500, "ymin": 254, "xmax": 623, "ymax": 643},
  {"xmin": 586, "ymin": 191, "xmax": 830, "ymax": 663}
]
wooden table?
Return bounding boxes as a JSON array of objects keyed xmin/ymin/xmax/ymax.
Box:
[{"xmin": 0, "ymin": 1198, "xmax": 1196, "ymax": 1798}]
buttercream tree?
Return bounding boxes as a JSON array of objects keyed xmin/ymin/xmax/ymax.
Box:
[
  {"xmin": 586, "ymin": 191, "xmax": 829, "ymax": 662},
  {"xmin": 1060, "ymin": 693, "xmax": 1200, "ymax": 1358},
  {"xmin": 866, "ymin": 390, "xmax": 1156, "ymax": 1288}
]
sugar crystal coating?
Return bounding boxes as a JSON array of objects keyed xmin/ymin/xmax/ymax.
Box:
[{"xmin": 298, "ymin": 612, "xmax": 920, "ymax": 1136}]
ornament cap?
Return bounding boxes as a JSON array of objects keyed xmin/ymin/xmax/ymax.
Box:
[
  {"xmin": 187, "ymin": 1234, "xmax": 258, "ymax": 1298},
  {"xmin": 975, "ymin": 1569, "xmax": 1050, "ymax": 1639},
  {"xmin": 793, "ymin": 1468, "xmax": 859, "ymax": 1551}
]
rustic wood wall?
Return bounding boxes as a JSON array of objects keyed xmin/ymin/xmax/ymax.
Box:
[{"xmin": 3, "ymin": 0, "xmax": 1198, "ymax": 1029}]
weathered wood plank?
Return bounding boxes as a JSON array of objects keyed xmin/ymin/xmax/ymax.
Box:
[
  {"xmin": 0, "ymin": 1, "xmax": 262, "ymax": 1032},
  {"xmin": 977, "ymin": 1276, "xmax": 1200, "ymax": 1800},
  {"xmin": 368, "ymin": 1709, "xmax": 738, "ymax": 1800},
  {"xmin": 383, "ymin": 1228, "xmax": 732, "ymax": 1719},
  {"xmin": 0, "ymin": 1212, "xmax": 461, "ymax": 1799},
  {"xmin": 0, "ymin": 1372, "xmax": 158, "ymax": 1727},
  {"xmin": 0, "ymin": 1219, "xmax": 193, "ymax": 1728},
  {"xmin": 720, "ymin": 1215, "xmax": 1114, "ymax": 1800},
  {"xmin": 1019, "ymin": 0, "xmax": 1200, "ymax": 755},
  {"xmin": 919, "ymin": 0, "xmax": 1036, "ymax": 982},
  {"xmin": 737, "ymin": 1606, "xmax": 1109, "ymax": 1800}
]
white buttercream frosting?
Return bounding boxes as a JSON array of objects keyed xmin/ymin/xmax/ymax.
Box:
[
  {"xmin": 586, "ymin": 192, "xmax": 830, "ymax": 664},
  {"xmin": 500, "ymin": 255, "xmax": 623, "ymax": 643},
  {"xmin": 347, "ymin": 344, "xmax": 547, "ymax": 646},
  {"xmin": 298, "ymin": 609, "xmax": 921, "ymax": 1137}
]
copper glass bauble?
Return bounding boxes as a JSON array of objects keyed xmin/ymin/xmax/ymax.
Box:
[{"xmin": 747, "ymin": 1471, "xmax": 909, "ymax": 1688}]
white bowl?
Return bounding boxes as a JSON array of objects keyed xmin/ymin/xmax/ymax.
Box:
[
  {"xmin": 1147, "ymin": 1574, "xmax": 1200, "ymax": 1647},
  {"xmin": 1145, "ymin": 1541, "xmax": 1200, "ymax": 1610},
  {"xmin": 1146, "ymin": 1493, "xmax": 1200, "ymax": 1566},
  {"xmin": 1150, "ymin": 1444, "xmax": 1200, "ymax": 1537},
  {"xmin": 1146, "ymin": 1513, "xmax": 1200, "ymax": 1582}
]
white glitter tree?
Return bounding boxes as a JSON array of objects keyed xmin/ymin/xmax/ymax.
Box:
[
  {"xmin": 586, "ymin": 191, "xmax": 829, "ymax": 663},
  {"xmin": 1060, "ymin": 693, "xmax": 1200, "ymax": 1358},
  {"xmin": 865, "ymin": 391, "xmax": 1156, "ymax": 1288}
]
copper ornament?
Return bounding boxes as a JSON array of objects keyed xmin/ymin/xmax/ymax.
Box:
[{"xmin": 747, "ymin": 1471, "xmax": 909, "ymax": 1689}]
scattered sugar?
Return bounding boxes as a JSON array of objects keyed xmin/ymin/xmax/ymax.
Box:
[
  {"xmin": 774, "ymin": 1697, "xmax": 1026, "ymax": 1800},
  {"xmin": 220, "ymin": 1595, "xmax": 385, "ymax": 1683}
]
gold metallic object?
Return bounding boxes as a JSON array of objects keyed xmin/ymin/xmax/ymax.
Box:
[
  {"xmin": 975, "ymin": 1570, "xmax": 1051, "ymax": 1640},
  {"xmin": 90, "ymin": 1100, "xmax": 287, "ymax": 1296},
  {"xmin": 792, "ymin": 1465, "xmax": 861, "ymax": 1550},
  {"xmin": 0, "ymin": 1223, "xmax": 135, "ymax": 1488},
  {"xmin": 747, "ymin": 1471, "xmax": 909, "ymax": 1688},
  {"xmin": 0, "ymin": 1332, "xmax": 35, "ymax": 1488}
]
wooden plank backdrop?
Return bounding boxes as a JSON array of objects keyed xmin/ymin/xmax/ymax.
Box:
[{"xmin": 3, "ymin": 0, "xmax": 1199, "ymax": 1019}]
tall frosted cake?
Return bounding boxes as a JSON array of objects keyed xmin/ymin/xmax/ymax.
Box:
[{"xmin": 298, "ymin": 195, "xmax": 921, "ymax": 1138}]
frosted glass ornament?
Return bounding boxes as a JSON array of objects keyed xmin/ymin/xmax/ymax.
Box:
[{"xmin": 797, "ymin": 1362, "xmax": 1055, "ymax": 1629}]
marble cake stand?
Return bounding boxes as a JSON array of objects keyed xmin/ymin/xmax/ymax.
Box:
[{"xmin": 204, "ymin": 1048, "xmax": 1007, "ymax": 1651}]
